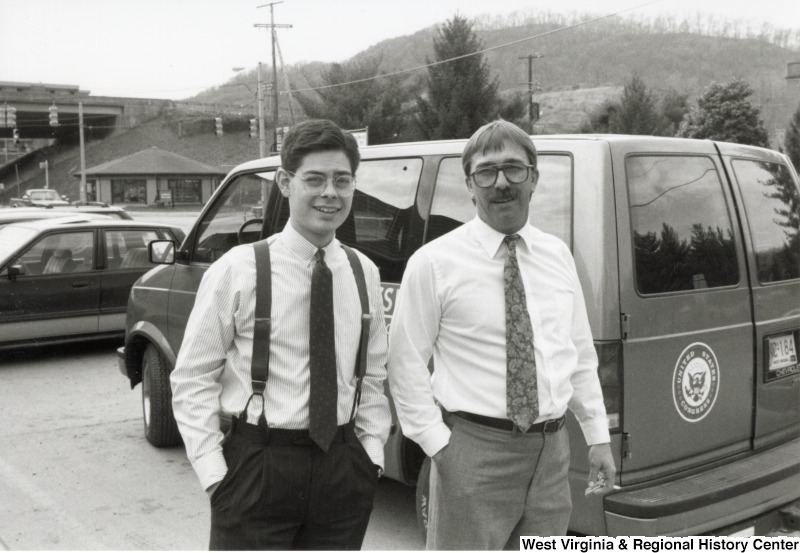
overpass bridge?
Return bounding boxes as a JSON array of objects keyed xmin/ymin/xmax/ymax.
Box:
[
  {"xmin": 0, "ymin": 81, "xmax": 177, "ymax": 143},
  {"xmin": 0, "ymin": 81, "xmax": 261, "ymax": 161}
]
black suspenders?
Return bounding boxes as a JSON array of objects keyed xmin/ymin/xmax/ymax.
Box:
[{"xmin": 240, "ymin": 239, "xmax": 371, "ymax": 429}]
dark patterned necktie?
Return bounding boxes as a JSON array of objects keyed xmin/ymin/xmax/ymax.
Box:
[
  {"xmin": 309, "ymin": 248, "xmax": 337, "ymax": 451},
  {"xmin": 504, "ymin": 234, "xmax": 539, "ymax": 431}
]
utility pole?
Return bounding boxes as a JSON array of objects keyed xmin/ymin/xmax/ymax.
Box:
[
  {"xmin": 40, "ymin": 159, "xmax": 49, "ymax": 189},
  {"xmin": 256, "ymin": 2, "xmax": 292, "ymax": 151},
  {"xmin": 518, "ymin": 53, "xmax": 544, "ymax": 132},
  {"xmin": 79, "ymin": 102, "xmax": 87, "ymax": 203},
  {"xmin": 257, "ymin": 62, "xmax": 267, "ymax": 158}
]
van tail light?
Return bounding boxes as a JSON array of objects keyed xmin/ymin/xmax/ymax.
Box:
[{"xmin": 595, "ymin": 341, "xmax": 623, "ymax": 433}]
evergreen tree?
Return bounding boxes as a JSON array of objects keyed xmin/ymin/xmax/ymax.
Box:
[
  {"xmin": 660, "ymin": 89, "xmax": 690, "ymax": 136},
  {"xmin": 416, "ymin": 15, "xmax": 499, "ymax": 140},
  {"xmin": 784, "ymin": 103, "xmax": 800, "ymax": 172},
  {"xmin": 581, "ymin": 75, "xmax": 679, "ymax": 136},
  {"xmin": 294, "ymin": 56, "xmax": 415, "ymax": 145},
  {"xmin": 580, "ymin": 101, "xmax": 620, "ymax": 134},
  {"xmin": 609, "ymin": 74, "xmax": 667, "ymax": 135},
  {"xmin": 677, "ymin": 80, "xmax": 769, "ymax": 147}
]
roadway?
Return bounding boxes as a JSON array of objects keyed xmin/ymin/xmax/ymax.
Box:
[{"xmin": 0, "ymin": 340, "xmax": 424, "ymax": 550}]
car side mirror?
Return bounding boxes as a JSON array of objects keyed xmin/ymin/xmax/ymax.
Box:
[
  {"xmin": 149, "ymin": 240, "xmax": 175, "ymax": 265},
  {"xmin": 7, "ymin": 263, "xmax": 26, "ymax": 281}
]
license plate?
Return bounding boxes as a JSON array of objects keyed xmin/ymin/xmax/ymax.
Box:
[
  {"xmin": 769, "ymin": 334, "xmax": 797, "ymax": 370},
  {"xmin": 766, "ymin": 334, "xmax": 800, "ymax": 381}
]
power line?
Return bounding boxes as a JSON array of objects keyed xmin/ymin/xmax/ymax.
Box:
[{"xmin": 287, "ymin": 0, "xmax": 663, "ymax": 95}]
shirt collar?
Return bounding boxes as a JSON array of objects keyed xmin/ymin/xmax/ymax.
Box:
[
  {"xmin": 281, "ymin": 220, "xmax": 340, "ymax": 264},
  {"xmin": 469, "ymin": 216, "xmax": 535, "ymax": 259}
]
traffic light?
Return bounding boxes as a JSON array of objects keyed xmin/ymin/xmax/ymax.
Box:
[
  {"xmin": 249, "ymin": 118, "xmax": 258, "ymax": 139},
  {"xmin": 12, "ymin": 128, "xmax": 19, "ymax": 144},
  {"xmin": 6, "ymin": 106, "xmax": 16, "ymax": 128},
  {"xmin": 214, "ymin": 117, "xmax": 223, "ymax": 137},
  {"xmin": 49, "ymin": 104, "xmax": 59, "ymax": 127}
]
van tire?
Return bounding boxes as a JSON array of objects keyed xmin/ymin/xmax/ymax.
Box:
[
  {"xmin": 415, "ymin": 457, "xmax": 432, "ymax": 539},
  {"xmin": 142, "ymin": 344, "xmax": 181, "ymax": 447}
]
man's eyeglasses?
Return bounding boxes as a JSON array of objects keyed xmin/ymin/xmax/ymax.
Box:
[
  {"xmin": 468, "ymin": 163, "xmax": 535, "ymax": 188},
  {"xmin": 284, "ymin": 171, "xmax": 356, "ymax": 197}
]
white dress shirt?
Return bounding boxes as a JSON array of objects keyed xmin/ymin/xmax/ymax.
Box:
[
  {"xmin": 388, "ymin": 217, "xmax": 610, "ymax": 457},
  {"xmin": 171, "ymin": 223, "xmax": 391, "ymax": 491}
]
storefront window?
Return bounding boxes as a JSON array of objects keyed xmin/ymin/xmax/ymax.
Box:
[
  {"xmin": 111, "ymin": 179, "xmax": 147, "ymax": 204},
  {"xmin": 167, "ymin": 179, "xmax": 202, "ymax": 204}
]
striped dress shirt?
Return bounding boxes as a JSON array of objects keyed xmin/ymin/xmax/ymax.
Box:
[{"xmin": 171, "ymin": 222, "xmax": 391, "ymax": 491}]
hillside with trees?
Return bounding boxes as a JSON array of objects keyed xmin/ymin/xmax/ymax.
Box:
[{"xmin": 193, "ymin": 10, "xmax": 799, "ymax": 146}]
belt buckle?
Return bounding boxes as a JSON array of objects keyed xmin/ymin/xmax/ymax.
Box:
[{"xmin": 543, "ymin": 418, "xmax": 559, "ymax": 434}]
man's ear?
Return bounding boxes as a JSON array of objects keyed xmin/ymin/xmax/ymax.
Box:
[
  {"xmin": 464, "ymin": 177, "xmax": 476, "ymax": 203},
  {"xmin": 277, "ymin": 169, "xmax": 291, "ymax": 198},
  {"xmin": 530, "ymin": 168, "xmax": 540, "ymax": 196}
]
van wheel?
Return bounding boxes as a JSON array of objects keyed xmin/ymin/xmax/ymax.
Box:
[
  {"xmin": 415, "ymin": 457, "xmax": 432, "ymax": 539},
  {"xmin": 142, "ymin": 345, "xmax": 181, "ymax": 447}
]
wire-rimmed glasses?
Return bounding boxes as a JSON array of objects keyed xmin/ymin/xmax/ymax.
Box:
[{"xmin": 284, "ymin": 171, "xmax": 356, "ymax": 197}]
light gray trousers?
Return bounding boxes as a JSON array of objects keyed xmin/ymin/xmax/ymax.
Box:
[{"xmin": 426, "ymin": 414, "xmax": 572, "ymax": 550}]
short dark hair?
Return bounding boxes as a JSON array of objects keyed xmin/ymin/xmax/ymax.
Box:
[
  {"xmin": 461, "ymin": 119, "xmax": 537, "ymax": 176},
  {"xmin": 280, "ymin": 119, "xmax": 360, "ymax": 174}
]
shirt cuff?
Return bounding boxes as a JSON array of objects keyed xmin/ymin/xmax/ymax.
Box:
[
  {"xmin": 193, "ymin": 449, "xmax": 228, "ymax": 492},
  {"xmin": 360, "ymin": 435, "xmax": 385, "ymax": 469},
  {"xmin": 415, "ymin": 421, "xmax": 452, "ymax": 458},
  {"xmin": 579, "ymin": 417, "xmax": 611, "ymax": 446}
]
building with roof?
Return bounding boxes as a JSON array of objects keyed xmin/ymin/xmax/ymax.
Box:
[{"xmin": 74, "ymin": 146, "xmax": 227, "ymax": 206}]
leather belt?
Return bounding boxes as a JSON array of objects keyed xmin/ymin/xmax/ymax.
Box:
[{"xmin": 452, "ymin": 411, "xmax": 565, "ymax": 434}]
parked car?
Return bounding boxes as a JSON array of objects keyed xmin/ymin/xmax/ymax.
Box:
[
  {"xmin": 9, "ymin": 188, "xmax": 70, "ymax": 207},
  {"xmin": 0, "ymin": 217, "xmax": 185, "ymax": 350},
  {"xmin": 0, "ymin": 209, "xmax": 112, "ymax": 230},
  {"xmin": 118, "ymin": 135, "xmax": 800, "ymax": 536},
  {"xmin": 8, "ymin": 204, "xmax": 134, "ymax": 220}
]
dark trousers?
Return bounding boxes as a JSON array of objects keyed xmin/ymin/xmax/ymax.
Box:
[{"xmin": 209, "ymin": 419, "xmax": 378, "ymax": 550}]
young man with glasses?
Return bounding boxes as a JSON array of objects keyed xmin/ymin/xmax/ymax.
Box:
[
  {"xmin": 171, "ymin": 119, "xmax": 390, "ymax": 550},
  {"xmin": 388, "ymin": 119, "xmax": 615, "ymax": 548}
]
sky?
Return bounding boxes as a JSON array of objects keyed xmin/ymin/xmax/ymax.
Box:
[{"xmin": 1, "ymin": 0, "xmax": 799, "ymax": 100}]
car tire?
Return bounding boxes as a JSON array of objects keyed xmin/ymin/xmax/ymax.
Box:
[
  {"xmin": 142, "ymin": 344, "xmax": 181, "ymax": 447},
  {"xmin": 415, "ymin": 456, "xmax": 432, "ymax": 539}
]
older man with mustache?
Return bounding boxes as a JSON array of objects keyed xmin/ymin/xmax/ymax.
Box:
[{"xmin": 388, "ymin": 119, "xmax": 615, "ymax": 549}]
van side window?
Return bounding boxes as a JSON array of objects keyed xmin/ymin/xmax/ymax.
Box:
[
  {"xmin": 428, "ymin": 155, "xmax": 573, "ymax": 245},
  {"xmin": 192, "ymin": 171, "xmax": 275, "ymax": 263},
  {"xmin": 342, "ymin": 158, "xmax": 421, "ymax": 283},
  {"xmin": 627, "ymin": 155, "xmax": 739, "ymax": 294},
  {"xmin": 731, "ymin": 160, "xmax": 800, "ymax": 283}
]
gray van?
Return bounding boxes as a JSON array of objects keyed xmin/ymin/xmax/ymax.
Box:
[{"xmin": 118, "ymin": 135, "xmax": 800, "ymax": 536}]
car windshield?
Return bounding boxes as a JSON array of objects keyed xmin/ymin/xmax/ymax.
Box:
[
  {"xmin": 28, "ymin": 190, "xmax": 60, "ymax": 201},
  {"xmin": 0, "ymin": 225, "xmax": 39, "ymax": 266}
]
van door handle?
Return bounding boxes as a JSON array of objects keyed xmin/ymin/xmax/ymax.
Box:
[{"xmin": 71, "ymin": 281, "xmax": 89, "ymax": 288}]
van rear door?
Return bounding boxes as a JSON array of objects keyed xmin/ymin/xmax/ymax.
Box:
[
  {"xmin": 612, "ymin": 139, "xmax": 754, "ymax": 484},
  {"xmin": 720, "ymin": 145, "xmax": 800, "ymax": 449}
]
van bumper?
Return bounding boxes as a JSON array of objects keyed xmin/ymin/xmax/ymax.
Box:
[{"xmin": 604, "ymin": 436, "xmax": 800, "ymax": 535}]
